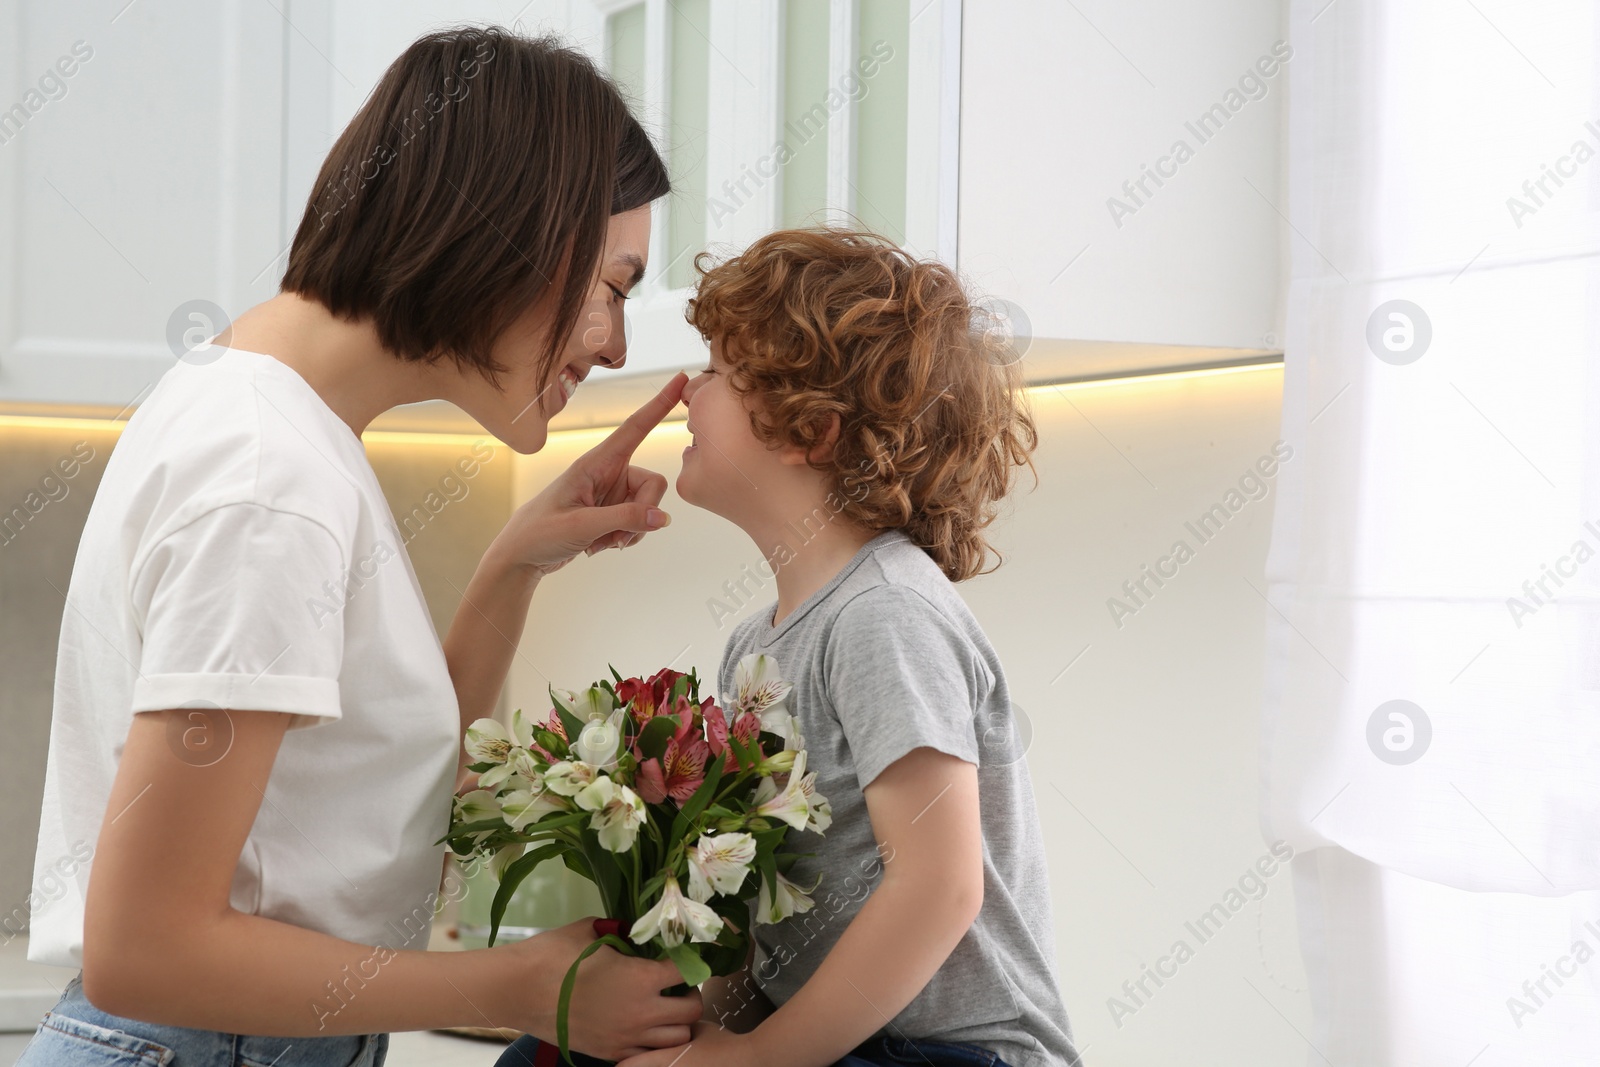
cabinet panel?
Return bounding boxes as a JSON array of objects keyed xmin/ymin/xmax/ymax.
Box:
[{"xmin": 0, "ymin": 0, "xmax": 287, "ymax": 409}]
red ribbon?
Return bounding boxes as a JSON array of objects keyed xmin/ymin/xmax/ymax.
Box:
[{"xmin": 592, "ymin": 917, "xmax": 629, "ymax": 938}]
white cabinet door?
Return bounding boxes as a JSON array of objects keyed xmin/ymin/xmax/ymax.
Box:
[
  {"xmin": 959, "ymin": 0, "xmax": 1286, "ymax": 378},
  {"xmin": 0, "ymin": 0, "xmax": 289, "ymax": 412}
]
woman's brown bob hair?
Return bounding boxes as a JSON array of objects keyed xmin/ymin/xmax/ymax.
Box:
[
  {"xmin": 686, "ymin": 228, "xmax": 1039, "ymax": 583},
  {"xmin": 281, "ymin": 26, "xmax": 669, "ymax": 389}
]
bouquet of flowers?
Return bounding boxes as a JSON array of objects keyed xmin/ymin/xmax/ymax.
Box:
[{"xmin": 436, "ymin": 655, "xmax": 830, "ymax": 1065}]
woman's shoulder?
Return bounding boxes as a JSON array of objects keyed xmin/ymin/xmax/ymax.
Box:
[{"xmin": 109, "ymin": 351, "xmax": 377, "ymax": 549}]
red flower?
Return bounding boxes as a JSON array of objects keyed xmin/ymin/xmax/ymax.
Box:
[{"xmin": 635, "ymin": 714, "xmax": 709, "ymax": 804}]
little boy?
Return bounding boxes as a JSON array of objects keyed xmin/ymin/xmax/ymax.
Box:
[{"xmin": 630, "ymin": 229, "xmax": 1080, "ymax": 1067}]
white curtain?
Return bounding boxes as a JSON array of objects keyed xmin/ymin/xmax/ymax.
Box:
[{"xmin": 1262, "ymin": 1, "xmax": 1600, "ymax": 1062}]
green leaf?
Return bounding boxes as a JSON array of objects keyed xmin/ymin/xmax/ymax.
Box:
[
  {"xmin": 487, "ymin": 842, "xmax": 567, "ymax": 947},
  {"xmin": 636, "ymin": 715, "xmax": 679, "ymax": 761},
  {"xmin": 579, "ymin": 829, "xmax": 623, "ymax": 918},
  {"xmin": 662, "ymin": 942, "xmax": 712, "ymax": 987},
  {"xmin": 609, "ymin": 665, "xmax": 624, "ymax": 685},
  {"xmin": 550, "ymin": 685, "xmax": 588, "ymax": 744},
  {"xmin": 758, "ymin": 851, "xmax": 777, "ymax": 898},
  {"xmin": 556, "ymin": 934, "xmax": 636, "ymax": 1067}
]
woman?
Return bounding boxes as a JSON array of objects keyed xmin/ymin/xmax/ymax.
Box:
[{"xmin": 18, "ymin": 25, "xmax": 699, "ymax": 1067}]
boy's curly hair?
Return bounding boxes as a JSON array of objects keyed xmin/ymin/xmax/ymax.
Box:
[{"xmin": 684, "ymin": 228, "xmax": 1038, "ymax": 582}]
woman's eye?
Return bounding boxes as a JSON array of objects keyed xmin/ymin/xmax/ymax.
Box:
[{"xmin": 606, "ymin": 283, "xmax": 628, "ymax": 303}]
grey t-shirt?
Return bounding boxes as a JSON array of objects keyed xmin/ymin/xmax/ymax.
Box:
[{"xmin": 717, "ymin": 529, "xmax": 1080, "ymax": 1067}]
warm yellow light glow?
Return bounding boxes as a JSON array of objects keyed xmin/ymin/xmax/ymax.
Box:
[
  {"xmin": 1032, "ymin": 359, "xmax": 1283, "ymax": 395},
  {"xmin": 358, "ymin": 430, "xmax": 507, "ymax": 449},
  {"xmin": 0, "ymin": 360, "xmax": 1283, "ymax": 442},
  {"xmin": 0, "ymin": 414, "xmax": 128, "ymax": 433}
]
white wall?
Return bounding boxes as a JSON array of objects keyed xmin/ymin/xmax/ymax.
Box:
[{"xmin": 508, "ymin": 364, "xmax": 1310, "ymax": 1065}]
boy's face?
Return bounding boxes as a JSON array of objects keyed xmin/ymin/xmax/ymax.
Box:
[{"xmin": 677, "ymin": 337, "xmax": 781, "ymax": 520}]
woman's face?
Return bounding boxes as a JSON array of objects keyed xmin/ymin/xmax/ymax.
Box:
[{"xmin": 458, "ymin": 205, "xmax": 651, "ymax": 454}]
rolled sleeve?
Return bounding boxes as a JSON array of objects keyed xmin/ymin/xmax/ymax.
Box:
[
  {"xmin": 824, "ymin": 584, "xmax": 984, "ymax": 788},
  {"xmin": 129, "ymin": 502, "xmax": 347, "ymax": 729}
]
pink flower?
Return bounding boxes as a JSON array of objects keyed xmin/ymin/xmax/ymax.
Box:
[{"xmin": 635, "ymin": 715, "xmax": 709, "ymax": 804}]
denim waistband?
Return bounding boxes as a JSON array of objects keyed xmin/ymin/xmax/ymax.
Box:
[{"xmin": 19, "ymin": 971, "xmax": 387, "ymax": 1067}]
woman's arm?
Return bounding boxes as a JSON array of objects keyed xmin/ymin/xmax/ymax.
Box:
[
  {"xmin": 443, "ymin": 549, "xmax": 542, "ymax": 781},
  {"xmin": 619, "ymin": 746, "xmax": 985, "ymax": 1067},
  {"xmin": 83, "ymin": 706, "xmax": 700, "ymax": 1056},
  {"xmin": 441, "ymin": 373, "xmax": 685, "ymax": 784}
]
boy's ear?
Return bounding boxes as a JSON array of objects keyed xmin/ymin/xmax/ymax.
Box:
[{"xmin": 780, "ymin": 412, "xmax": 842, "ymax": 466}]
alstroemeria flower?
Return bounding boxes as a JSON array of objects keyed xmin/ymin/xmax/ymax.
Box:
[
  {"xmin": 755, "ymin": 870, "xmax": 816, "ymax": 925},
  {"xmin": 489, "ymin": 842, "xmax": 525, "ymax": 879},
  {"xmin": 734, "ymin": 654, "xmax": 790, "ymax": 714},
  {"xmin": 465, "ymin": 715, "xmax": 529, "ymax": 765},
  {"xmin": 573, "ymin": 776, "xmax": 647, "ymax": 852},
  {"xmin": 752, "ymin": 750, "xmax": 826, "ymax": 832},
  {"xmin": 630, "ymin": 876, "xmax": 723, "ymax": 947},
  {"xmin": 687, "ymin": 831, "xmax": 756, "ymax": 902},
  {"xmin": 553, "ymin": 685, "xmax": 616, "ymax": 723},
  {"xmin": 452, "ymin": 789, "xmax": 503, "ymax": 847},
  {"xmin": 751, "ymin": 771, "xmax": 811, "ymax": 831},
  {"xmin": 792, "ymin": 751, "xmax": 833, "ymax": 833},
  {"xmin": 479, "ymin": 744, "xmax": 540, "ymax": 791},
  {"xmin": 500, "ymin": 783, "xmax": 567, "ymax": 831},
  {"xmin": 573, "ymin": 709, "xmax": 626, "ymax": 771},
  {"xmin": 634, "ymin": 716, "xmax": 709, "ymax": 804},
  {"xmin": 544, "ymin": 760, "xmax": 601, "ymax": 797}
]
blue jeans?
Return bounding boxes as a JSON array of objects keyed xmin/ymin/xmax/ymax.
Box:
[
  {"xmin": 15, "ymin": 971, "xmax": 389, "ymax": 1066},
  {"xmin": 494, "ymin": 1032, "xmax": 1011, "ymax": 1066}
]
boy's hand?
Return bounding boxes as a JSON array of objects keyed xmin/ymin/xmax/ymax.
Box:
[
  {"xmin": 614, "ymin": 1019, "xmax": 753, "ymax": 1067},
  {"xmin": 488, "ymin": 372, "xmax": 686, "ymax": 577}
]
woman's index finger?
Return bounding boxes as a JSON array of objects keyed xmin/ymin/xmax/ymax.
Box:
[{"xmin": 592, "ymin": 371, "xmax": 688, "ymax": 457}]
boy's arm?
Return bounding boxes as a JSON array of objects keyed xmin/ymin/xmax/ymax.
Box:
[
  {"xmin": 701, "ymin": 938, "xmax": 775, "ymax": 1034},
  {"xmin": 628, "ymin": 746, "xmax": 983, "ymax": 1067}
]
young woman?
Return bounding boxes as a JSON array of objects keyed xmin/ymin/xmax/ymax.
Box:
[{"xmin": 18, "ymin": 25, "xmax": 698, "ymax": 1067}]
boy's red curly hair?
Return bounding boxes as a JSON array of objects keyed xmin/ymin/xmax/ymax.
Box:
[{"xmin": 684, "ymin": 227, "xmax": 1038, "ymax": 582}]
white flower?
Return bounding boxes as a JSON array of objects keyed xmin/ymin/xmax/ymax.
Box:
[
  {"xmin": 452, "ymin": 789, "xmax": 503, "ymax": 847},
  {"xmin": 752, "ymin": 750, "xmax": 818, "ymax": 832},
  {"xmin": 630, "ymin": 876, "xmax": 724, "ymax": 948},
  {"xmin": 574, "ymin": 776, "xmax": 646, "ymax": 852},
  {"xmin": 489, "ymin": 842, "xmax": 525, "ymax": 879},
  {"xmin": 478, "ymin": 745, "xmax": 540, "ymax": 791},
  {"xmin": 467, "ymin": 711, "xmax": 541, "ymax": 789},
  {"xmin": 573, "ymin": 709, "xmax": 626, "ymax": 771},
  {"xmin": 553, "ymin": 685, "xmax": 617, "ymax": 723},
  {"xmin": 500, "ymin": 783, "xmax": 567, "ymax": 831},
  {"xmin": 464, "ymin": 718, "xmax": 514, "ymax": 764},
  {"xmin": 794, "ymin": 755, "xmax": 832, "ymax": 834},
  {"xmin": 734, "ymin": 654, "xmax": 792, "ymax": 719},
  {"xmin": 544, "ymin": 761, "xmax": 601, "ymax": 797},
  {"xmin": 687, "ymin": 832, "xmax": 757, "ymax": 903},
  {"xmin": 453, "ymin": 788, "xmax": 502, "ymax": 824},
  {"xmin": 755, "ymin": 871, "xmax": 816, "ymax": 925}
]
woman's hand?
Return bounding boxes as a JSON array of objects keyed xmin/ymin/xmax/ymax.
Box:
[
  {"xmin": 491, "ymin": 372, "xmax": 687, "ymax": 578},
  {"xmin": 491, "ymin": 917, "xmax": 704, "ymax": 1061}
]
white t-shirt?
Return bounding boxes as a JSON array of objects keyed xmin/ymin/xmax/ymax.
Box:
[{"xmin": 27, "ymin": 346, "xmax": 462, "ymax": 969}]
